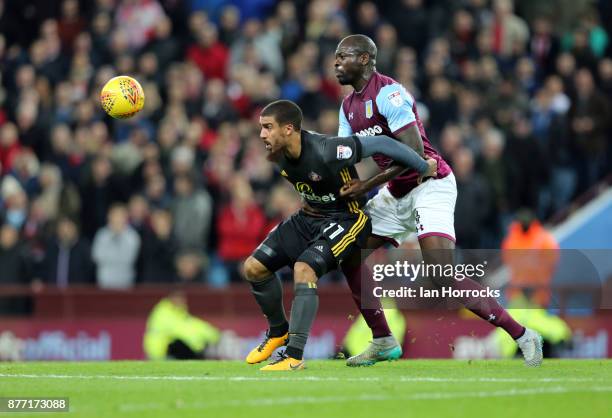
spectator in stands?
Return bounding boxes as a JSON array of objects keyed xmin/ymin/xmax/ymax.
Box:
[
  {"xmin": 57, "ymin": 0, "xmax": 86, "ymax": 54},
  {"xmin": 229, "ymin": 18, "xmax": 284, "ymax": 78},
  {"xmin": 128, "ymin": 194, "xmax": 150, "ymax": 237},
  {"xmin": 528, "ymin": 16, "xmax": 560, "ymax": 78},
  {"xmin": 0, "ymin": 123, "xmax": 21, "ymax": 176},
  {"xmin": 146, "ymin": 16, "xmax": 181, "ymax": 73},
  {"xmin": 1, "ymin": 186, "xmax": 28, "ymax": 230},
  {"xmin": 478, "ymin": 127, "xmax": 509, "ymax": 246},
  {"xmin": 487, "ymin": 0, "xmax": 530, "ymax": 60},
  {"xmin": 599, "ymin": 57, "xmax": 612, "ymax": 98},
  {"xmin": 219, "ymin": 5, "xmax": 242, "ymax": 47},
  {"xmin": 501, "ymin": 209, "xmax": 560, "ymax": 307},
  {"xmin": 22, "ymin": 198, "xmax": 52, "ymax": 273},
  {"xmin": 144, "ymin": 173, "xmax": 171, "ymax": 209},
  {"xmin": 36, "ymin": 164, "xmax": 63, "ymax": 221},
  {"xmin": 0, "ymin": 223, "xmax": 30, "ymax": 284},
  {"xmin": 505, "ymin": 114, "xmax": 550, "ymax": 215},
  {"xmin": 80, "ymin": 156, "xmax": 126, "ymax": 240},
  {"xmin": 187, "ymin": 22, "xmax": 229, "ymax": 81},
  {"xmin": 453, "ymin": 147, "xmax": 490, "ymax": 248},
  {"xmin": 141, "ymin": 209, "xmax": 177, "ymax": 283},
  {"xmin": 568, "ymin": 68, "xmax": 611, "ymax": 191},
  {"xmin": 128, "ymin": 193, "xmax": 149, "ymax": 277},
  {"xmin": 388, "ymin": 0, "xmax": 428, "ymax": 55},
  {"xmin": 40, "ymin": 217, "xmax": 94, "ymax": 287},
  {"xmin": 567, "ymin": 28, "xmax": 599, "ymax": 74},
  {"xmin": 175, "ymin": 250, "xmax": 205, "ymax": 283},
  {"xmin": 352, "ymin": 1, "xmax": 381, "ymax": 40},
  {"xmin": 92, "ymin": 203, "xmax": 141, "ymax": 289},
  {"xmin": 201, "ymin": 79, "xmax": 238, "ymax": 130},
  {"xmin": 0, "ymin": 0, "xmax": 610, "ymax": 294},
  {"xmin": 9, "ymin": 150, "xmax": 39, "ymax": 198},
  {"xmin": 170, "ymin": 173, "xmax": 212, "ymax": 253},
  {"xmin": 217, "ymin": 175, "xmax": 266, "ymax": 282},
  {"xmin": 115, "ymin": 0, "xmax": 166, "ymax": 51},
  {"xmin": 425, "ymin": 77, "xmax": 458, "ymax": 140},
  {"xmin": 0, "ymin": 223, "xmax": 32, "ymax": 314}
]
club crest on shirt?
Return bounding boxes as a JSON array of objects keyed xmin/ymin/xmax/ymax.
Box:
[
  {"xmin": 387, "ymin": 90, "xmax": 403, "ymax": 107},
  {"xmin": 309, "ymin": 171, "xmax": 322, "ymax": 181},
  {"xmin": 336, "ymin": 145, "xmax": 353, "ymax": 160},
  {"xmin": 365, "ymin": 100, "xmax": 373, "ymax": 118}
]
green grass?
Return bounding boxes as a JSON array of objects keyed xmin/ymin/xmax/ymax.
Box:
[{"xmin": 1, "ymin": 360, "xmax": 611, "ymax": 418}]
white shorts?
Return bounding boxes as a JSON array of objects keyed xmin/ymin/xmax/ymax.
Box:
[{"xmin": 366, "ymin": 173, "xmax": 457, "ymax": 246}]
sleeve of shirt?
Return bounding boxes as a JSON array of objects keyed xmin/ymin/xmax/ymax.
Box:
[
  {"xmin": 338, "ymin": 103, "xmax": 353, "ymax": 136},
  {"xmin": 375, "ymin": 83, "xmax": 417, "ymax": 134},
  {"xmin": 320, "ymin": 135, "xmax": 362, "ymax": 171}
]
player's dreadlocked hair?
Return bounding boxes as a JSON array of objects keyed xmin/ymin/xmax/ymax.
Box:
[{"xmin": 261, "ymin": 100, "xmax": 303, "ymax": 131}]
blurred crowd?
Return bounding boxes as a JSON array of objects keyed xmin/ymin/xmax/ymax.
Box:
[{"xmin": 0, "ymin": 0, "xmax": 611, "ymax": 289}]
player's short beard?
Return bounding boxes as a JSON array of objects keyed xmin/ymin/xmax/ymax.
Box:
[{"xmin": 266, "ymin": 148, "xmax": 283, "ymax": 162}]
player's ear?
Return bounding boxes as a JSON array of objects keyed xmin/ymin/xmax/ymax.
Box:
[{"xmin": 287, "ymin": 123, "xmax": 297, "ymax": 136}]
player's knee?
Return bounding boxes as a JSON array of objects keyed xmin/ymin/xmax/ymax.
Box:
[
  {"xmin": 293, "ymin": 262, "xmax": 317, "ymax": 284},
  {"xmin": 243, "ymin": 256, "xmax": 271, "ymax": 282}
]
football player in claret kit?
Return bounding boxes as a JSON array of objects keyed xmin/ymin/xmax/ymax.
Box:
[
  {"xmin": 334, "ymin": 34, "xmax": 543, "ymax": 367},
  {"xmin": 242, "ymin": 99, "xmax": 437, "ymax": 371}
]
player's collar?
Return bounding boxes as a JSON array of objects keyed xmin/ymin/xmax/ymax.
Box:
[
  {"xmin": 284, "ymin": 131, "xmax": 307, "ymax": 164},
  {"xmin": 354, "ymin": 72, "xmax": 377, "ymax": 97}
]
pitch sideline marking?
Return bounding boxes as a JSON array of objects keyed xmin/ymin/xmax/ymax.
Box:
[{"xmin": 0, "ymin": 373, "xmax": 608, "ymax": 384}]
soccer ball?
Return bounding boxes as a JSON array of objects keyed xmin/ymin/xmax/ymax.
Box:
[{"xmin": 100, "ymin": 76, "xmax": 145, "ymax": 119}]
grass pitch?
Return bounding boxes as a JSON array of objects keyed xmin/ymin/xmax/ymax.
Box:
[{"xmin": 1, "ymin": 360, "xmax": 611, "ymax": 418}]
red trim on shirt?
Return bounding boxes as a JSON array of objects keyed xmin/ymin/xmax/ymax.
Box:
[{"xmin": 392, "ymin": 120, "xmax": 417, "ymax": 135}]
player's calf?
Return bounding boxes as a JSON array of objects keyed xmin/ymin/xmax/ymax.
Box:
[
  {"xmin": 283, "ymin": 262, "xmax": 319, "ymax": 362},
  {"xmin": 244, "ymin": 255, "xmax": 289, "ymax": 364}
]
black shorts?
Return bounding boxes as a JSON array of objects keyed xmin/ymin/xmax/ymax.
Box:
[{"xmin": 253, "ymin": 210, "xmax": 371, "ymax": 278}]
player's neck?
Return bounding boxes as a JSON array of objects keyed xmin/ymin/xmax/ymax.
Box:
[
  {"xmin": 284, "ymin": 132, "xmax": 302, "ymax": 160},
  {"xmin": 353, "ymin": 68, "xmax": 375, "ymax": 93}
]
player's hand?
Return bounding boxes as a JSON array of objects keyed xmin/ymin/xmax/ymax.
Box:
[
  {"xmin": 417, "ymin": 158, "xmax": 437, "ymax": 185},
  {"xmin": 340, "ymin": 179, "xmax": 368, "ymax": 200}
]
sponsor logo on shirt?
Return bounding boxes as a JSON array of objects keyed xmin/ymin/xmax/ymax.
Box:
[
  {"xmin": 295, "ymin": 182, "xmax": 337, "ymax": 203},
  {"xmin": 356, "ymin": 125, "xmax": 383, "ymax": 136},
  {"xmin": 336, "ymin": 145, "xmax": 353, "ymax": 160}
]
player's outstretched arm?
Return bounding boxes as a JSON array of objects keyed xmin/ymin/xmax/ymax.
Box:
[
  {"xmin": 339, "ymin": 135, "xmax": 437, "ymax": 200},
  {"xmin": 359, "ymin": 135, "xmax": 430, "ymax": 173}
]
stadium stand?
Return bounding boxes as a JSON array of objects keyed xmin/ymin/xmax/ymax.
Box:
[{"xmin": 0, "ymin": 0, "xmax": 610, "ymax": 300}]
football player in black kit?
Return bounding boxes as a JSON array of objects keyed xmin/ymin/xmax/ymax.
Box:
[{"xmin": 243, "ymin": 99, "xmax": 436, "ymax": 370}]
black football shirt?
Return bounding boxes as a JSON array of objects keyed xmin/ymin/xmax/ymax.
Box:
[{"xmin": 276, "ymin": 131, "xmax": 366, "ymax": 216}]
